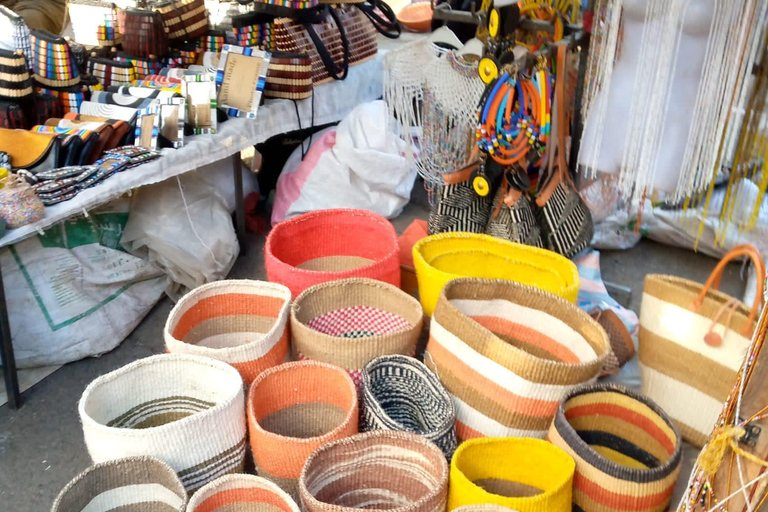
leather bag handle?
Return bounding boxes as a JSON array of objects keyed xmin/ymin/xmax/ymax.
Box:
[
  {"xmin": 356, "ymin": 0, "xmax": 401, "ymax": 38},
  {"xmin": 692, "ymin": 243, "xmax": 765, "ymax": 335}
]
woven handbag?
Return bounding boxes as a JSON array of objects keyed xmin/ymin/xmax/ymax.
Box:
[
  {"xmin": 412, "ymin": 232, "xmax": 580, "ymax": 316},
  {"xmin": 265, "ymin": 51, "xmax": 313, "ymax": 100},
  {"xmin": 115, "ymin": 53, "xmax": 163, "ymax": 80},
  {"xmin": 30, "ymin": 30, "xmax": 81, "ymax": 89},
  {"xmin": 35, "ymin": 84, "xmax": 88, "ymax": 114},
  {"xmin": 33, "ymin": 92, "xmax": 60, "ymax": 125},
  {"xmin": 265, "ymin": 208, "xmax": 400, "ymax": 298},
  {"xmin": 232, "ymin": 11, "xmax": 277, "ymax": 50},
  {"xmin": 290, "ymin": 278, "xmax": 423, "ymax": 387},
  {"xmin": 639, "ymin": 244, "xmax": 765, "ymax": 447},
  {"xmin": 165, "ymin": 280, "xmax": 291, "ymax": 384},
  {"xmin": 197, "ymin": 29, "xmax": 227, "ymax": 52},
  {"xmin": 448, "ymin": 437, "xmax": 574, "ymax": 512},
  {"xmin": 67, "ymin": 0, "xmax": 121, "ymax": 48},
  {"xmin": 153, "ymin": 0, "xmax": 208, "ymax": 43},
  {"xmin": 486, "ymin": 178, "xmax": 543, "ymax": 246},
  {"xmin": 361, "ymin": 354, "xmax": 457, "ymax": 459},
  {"xmin": 78, "ymin": 353, "xmax": 247, "ymax": 493},
  {"xmin": 273, "ymin": 6, "xmax": 350, "ymax": 86},
  {"xmin": 51, "ymin": 456, "xmax": 187, "ymax": 512},
  {"xmin": 188, "ymin": 474, "xmax": 302, "ymax": 512},
  {"xmin": 425, "ymin": 278, "xmax": 609, "ymax": 441},
  {"xmin": 247, "ymin": 360, "xmax": 359, "ymax": 499},
  {"xmin": 299, "ymin": 431, "xmax": 449, "ymax": 512},
  {"xmin": 0, "ymin": 5, "xmax": 33, "ymax": 70},
  {"xmin": 0, "ymin": 50, "xmax": 33, "ymax": 101},
  {"xmin": 122, "ymin": 9, "xmax": 169, "ymax": 58},
  {"xmin": 429, "ymin": 160, "xmax": 493, "ymax": 235},
  {"xmin": 334, "ymin": 5, "xmax": 377, "ymax": 66},
  {"xmin": 547, "ymin": 384, "xmax": 683, "ymax": 512},
  {"xmin": 88, "ymin": 57, "xmax": 138, "ymax": 87}
]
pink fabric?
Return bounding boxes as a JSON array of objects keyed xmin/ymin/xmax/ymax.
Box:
[{"xmin": 271, "ymin": 130, "xmax": 337, "ymax": 226}]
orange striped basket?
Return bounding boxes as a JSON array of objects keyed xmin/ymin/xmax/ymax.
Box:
[
  {"xmin": 265, "ymin": 209, "xmax": 400, "ymax": 298},
  {"xmin": 425, "ymin": 278, "xmax": 609, "ymax": 441},
  {"xmin": 187, "ymin": 474, "xmax": 301, "ymax": 512},
  {"xmin": 547, "ymin": 384, "xmax": 682, "ymax": 512},
  {"xmin": 291, "ymin": 278, "xmax": 424, "ymax": 388},
  {"xmin": 247, "ymin": 360, "xmax": 359, "ymax": 500},
  {"xmin": 164, "ymin": 280, "xmax": 291, "ymax": 385}
]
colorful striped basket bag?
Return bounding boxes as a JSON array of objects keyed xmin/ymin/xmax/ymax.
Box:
[
  {"xmin": 265, "ymin": 208, "xmax": 401, "ymax": 298},
  {"xmin": 51, "ymin": 456, "xmax": 188, "ymax": 512},
  {"xmin": 639, "ymin": 244, "xmax": 765, "ymax": 447},
  {"xmin": 164, "ymin": 280, "xmax": 291, "ymax": 385},
  {"xmin": 290, "ymin": 278, "xmax": 423, "ymax": 387},
  {"xmin": 299, "ymin": 431, "xmax": 449, "ymax": 512},
  {"xmin": 448, "ymin": 437, "xmax": 575, "ymax": 512},
  {"xmin": 88, "ymin": 57, "xmax": 138, "ymax": 87},
  {"xmin": 197, "ymin": 30, "xmax": 227, "ymax": 53},
  {"xmin": 412, "ymin": 232, "xmax": 580, "ymax": 316},
  {"xmin": 361, "ymin": 354, "xmax": 457, "ymax": 459},
  {"xmin": 115, "ymin": 53, "xmax": 163, "ymax": 80},
  {"xmin": 187, "ymin": 474, "xmax": 301, "ymax": 512},
  {"xmin": 30, "ymin": 30, "xmax": 81, "ymax": 89},
  {"xmin": 425, "ymin": 278, "xmax": 609, "ymax": 441},
  {"xmin": 247, "ymin": 360, "xmax": 359, "ymax": 500},
  {"xmin": 232, "ymin": 11, "xmax": 277, "ymax": 50},
  {"xmin": 547, "ymin": 384, "xmax": 683, "ymax": 512},
  {"xmin": 78, "ymin": 353, "xmax": 247, "ymax": 493}
]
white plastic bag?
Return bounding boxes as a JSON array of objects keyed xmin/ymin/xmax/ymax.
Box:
[
  {"xmin": 121, "ymin": 173, "xmax": 239, "ymax": 296},
  {"xmin": 272, "ymin": 100, "xmax": 416, "ymax": 225},
  {"xmin": 1, "ymin": 199, "xmax": 168, "ymax": 368}
]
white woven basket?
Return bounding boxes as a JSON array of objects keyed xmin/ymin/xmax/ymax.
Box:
[{"xmin": 78, "ymin": 354, "xmax": 247, "ymax": 493}]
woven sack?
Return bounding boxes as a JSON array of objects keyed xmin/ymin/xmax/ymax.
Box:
[
  {"xmin": 361, "ymin": 354, "xmax": 457, "ymax": 459},
  {"xmin": 448, "ymin": 437, "xmax": 574, "ymax": 512},
  {"xmin": 67, "ymin": 0, "xmax": 121, "ymax": 48},
  {"xmin": 78, "ymin": 353, "xmax": 247, "ymax": 493},
  {"xmin": 265, "ymin": 51, "xmax": 313, "ymax": 100},
  {"xmin": 639, "ymin": 244, "xmax": 765, "ymax": 447},
  {"xmin": 153, "ymin": 0, "xmax": 208, "ymax": 43},
  {"xmin": 30, "ymin": 30, "xmax": 81, "ymax": 89},
  {"xmin": 50, "ymin": 456, "xmax": 187, "ymax": 512},
  {"xmin": 429, "ymin": 161, "xmax": 493, "ymax": 235},
  {"xmin": 0, "ymin": 5, "xmax": 33, "ymax": 70},
  {"xmin": 265, "ymin": 208, "xmax": 400, "ymax": 298},
  {"xmin": 291, "ymin": 278, "xmax": 423, "ymax": 386},
  {"xmin": 88, "ymin": 57, "xmax": 138, "ymax": 87},
  {"xmin": 412, "ymin": 232, "xmax": 580, "ymax": 316},
  {"xmin": 273, "ymin": 6, "xmax": 349, "ymax": 86},
  {"xmin": 425, "ymin": 278, "xmax": 609, "ymax": 441},
  {"xmin": 164, "ymin": 280, "xmax": 291, "ymax": 384},
  {"xmin": 187, "ymin": 474, "xmax": 301, "ymax": 512},
  {"xmin": 547, "ymin": 384, "xmax": 682, "ymax": 512},
  {"xmin": 122, "ymin": 9, "xmax": 169, "ymax": 58},
  {"xmin": 299, "ymin": 430, "xmax": 449, "ymax": 512},
  {"xmin": 247, "ymin": 360, "xmax": 359, "ymax": 499}
]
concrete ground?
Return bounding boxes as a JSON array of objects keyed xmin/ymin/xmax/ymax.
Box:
[{"xmin": 0, "ymin": 191, "xmax": 750, "ymax": 511}]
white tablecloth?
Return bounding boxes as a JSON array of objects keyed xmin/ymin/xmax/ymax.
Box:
[{"xmin": 0, "ymin": 54, "xmax": 384, "ymax": 248}]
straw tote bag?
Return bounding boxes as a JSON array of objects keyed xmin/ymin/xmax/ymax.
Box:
[
  {"xmin": 51, "ymin": 456, "xmax": 187, "ymax": 512},
  {"xmin": 639, "ymin": 244, "xmax": 765, "ymax": 447},
  {"xmin": 78, "ymin": 354, "xmax": 247, "ymax": 493},
  {"xmin": 425, "ymin": 278, "xmax": 609, "ymax": 442}
]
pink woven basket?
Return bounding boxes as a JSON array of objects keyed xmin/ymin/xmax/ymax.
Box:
[{"xmin": 265, "ymin": 209, "xmax": 400, "ymax": 298}]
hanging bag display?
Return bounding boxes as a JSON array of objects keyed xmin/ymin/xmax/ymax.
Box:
[
  {"xmin": 639, "ymin": 243, "xmax": 765, "ymax": 447},
  {"xmin": 274, "ymin": 6, "xmax": 350, "ymax": 85}
]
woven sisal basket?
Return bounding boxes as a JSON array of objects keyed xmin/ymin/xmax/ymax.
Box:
[
  {"xmin": 412, "ymin": 232, "xmax": 579, "ymax": 316},
  {"xmin": 361, "ymin": 354, "xmax": 457, "ymax": 459},
  {"xmin": 291, "ymin": 278, "xmax": 423, "ymax": 387},
  {"xmin": 425, "ymin": 278, "xmax": 609, "ymax": 441},
  {"xmin": 448, "ymin": 437, "xmax": 574, "ymax": 512},
  {"xmin": 164, "ymin": 280, "xmax": 292, "ymax": 384},
  {"xmin": 51, "ymin": 456, "xmax": 187, "ymax": 512},
  {"xmin": 547, "ymin": 384, "xmax": 682, "ymax": 512},
  {"xmin": 187, "ymin": 474, "xmax": 301, "ymax": 512},
  {"xmin": 265, "ymin": 209, "xmax": 400, "ymax": 298},
  {"xmin": 78, "ymin": 354, "xmax": 247, "ymax": 493},
  {"xmin": 247, "ymin": 360, "xmax": 359, "ymax": 500},
  {"xmin": 299, "ymin": 430, "xmax": 449, "ymax": 512}
]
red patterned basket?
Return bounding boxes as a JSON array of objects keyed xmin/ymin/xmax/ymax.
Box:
[
  {"xmin": 265, "ymin": 208, "xmax": 400, "ymax": 298},
  {"xmin": 290, "ymin": 278, "xmax": 423, "ymax": 387}
]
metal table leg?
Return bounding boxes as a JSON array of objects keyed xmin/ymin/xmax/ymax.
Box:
[
  {"xmin": 0, "ymin": 260, "xmax": 20, "ymax": 409},
  {"xmin": 233, "ymin": 152, "xmax": 247, "ymax": 257}
]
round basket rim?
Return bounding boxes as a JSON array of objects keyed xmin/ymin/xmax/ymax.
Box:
[{"xmin": 186, "ymin": 473, "xmax": 301, "ymax": 512}]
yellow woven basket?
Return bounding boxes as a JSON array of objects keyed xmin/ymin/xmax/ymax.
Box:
[
  {"xmin": 412, "ymin": 233, "xmax": 580, "ymax": 316},
  {"xmin": 448, "ymin": 437, "xmax": 575, "ymax": 512}
]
